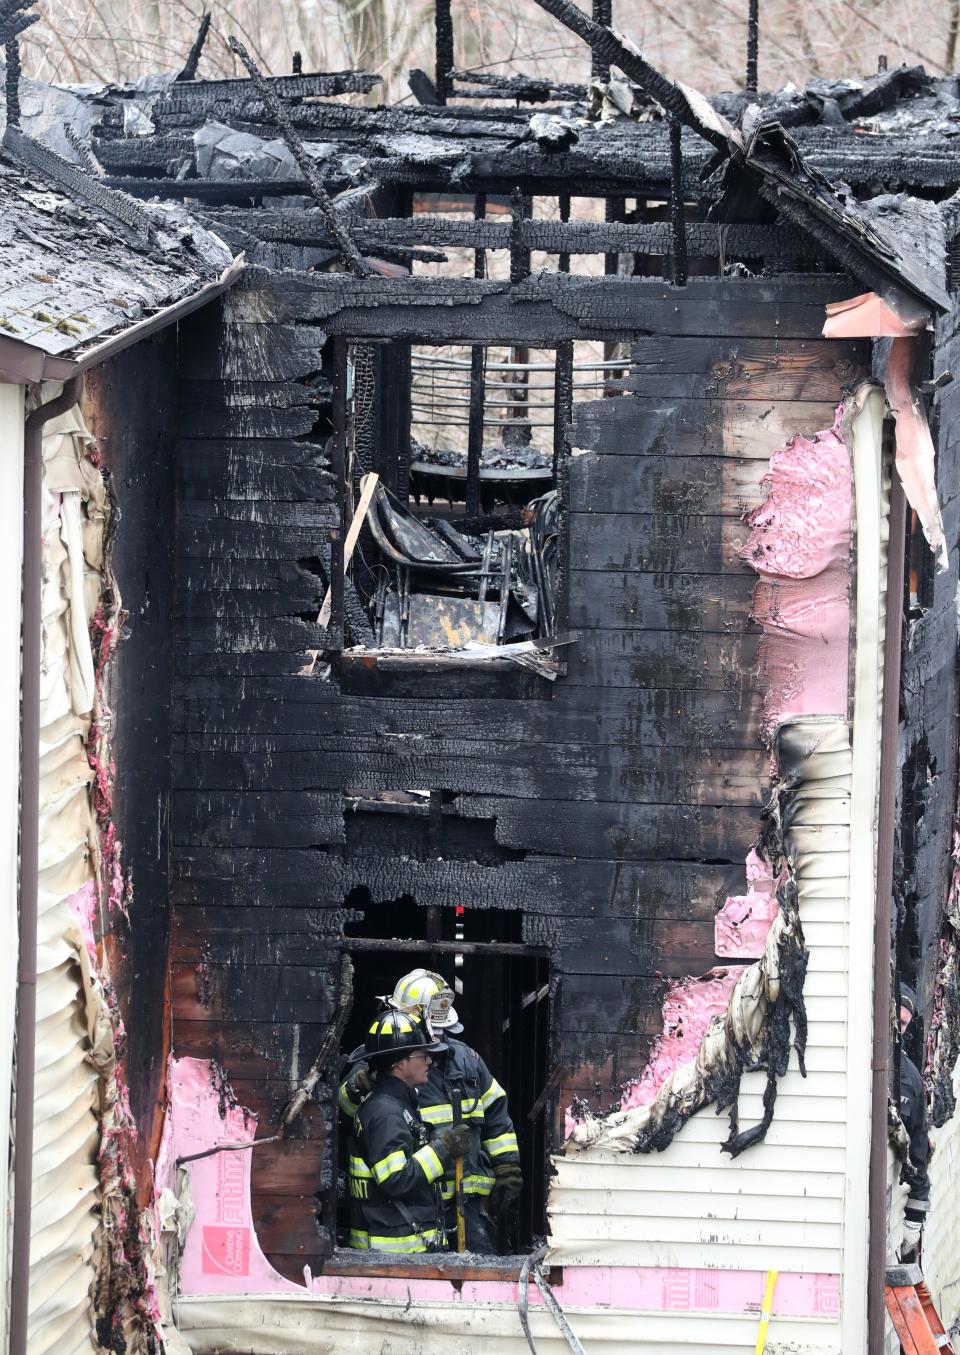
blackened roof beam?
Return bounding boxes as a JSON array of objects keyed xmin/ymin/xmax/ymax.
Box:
[
  {"xmin": 0, "ymin": 0, "xmax": 38, "ymax": 46},
  {"xmin": 527, "ymin": 0, "xmax": 732, "ymax": 150},
  {"xmin": 226, "ymin": 36, "xmax": 371, "ymax": 278},
  {"xmin": 531, "ymin": 0, "xmax": 948, "ymax": 314}
]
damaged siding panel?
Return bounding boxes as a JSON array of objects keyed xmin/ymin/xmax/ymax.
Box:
[
  {"xmin": 175, "ymin": 1294, "xmax": 846, "ymax": 1355},
  {"xmin": 0, "ymin": 382, "xmax": 23, "ymax": 1339},
  {"xmin": 550, "ymin": 721, "xmax": 852, "ymax": 1289}
]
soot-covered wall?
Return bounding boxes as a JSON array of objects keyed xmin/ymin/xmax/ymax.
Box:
[
  {"xmin": 84, "ymin": 328, "xmax": 181, "ymax": 1184},
  {"xmin": 168, "ymin": 267, "xmax": 866, "ymax": 1280}
]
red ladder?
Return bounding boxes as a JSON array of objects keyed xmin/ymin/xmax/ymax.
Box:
[{"xmin": 885, "ymin": 1265, "xmax": 957, "ymax": 1354}]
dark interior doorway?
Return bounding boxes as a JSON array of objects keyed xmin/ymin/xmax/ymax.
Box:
[{"xmin": 337, "ymin": 893, "xmax": 551, "ymax": 1255}]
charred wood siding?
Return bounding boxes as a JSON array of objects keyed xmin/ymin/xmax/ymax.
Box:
[
  {"xmin": 84, "ymin": 331, "xmax": 181, "ymax": 1180},
  {"xmin": 900, "ymin": 306, "xmax": 960, "ymax": 1050},
  {"xmin": 169, "ymin": 269, "xmax": 865, "ymax": 1278}
]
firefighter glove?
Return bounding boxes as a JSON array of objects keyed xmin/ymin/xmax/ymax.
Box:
[
  {"xmin": 433, "ymin": 1122, "xmax": 472, "ymax": 1160},
  {"xmin": 900, "ymin": 1217, "xmax": 923, "ymax": 1260},
  {"xmin": 489, "ymin": 1162, "xmax": 523, "ymax": 1215},
  {"xmin": 345, "ymin": 1061, "xmax": 374, "ymax": 1101}
]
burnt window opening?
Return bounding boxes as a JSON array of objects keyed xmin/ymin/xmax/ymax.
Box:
[
  {"xmin": 330, "ymin": 895, "xmax": 551, "ymax": 1265},
  {"xmin": 329, "ymin": 337, "xmax": 624, "ymax": 658}
]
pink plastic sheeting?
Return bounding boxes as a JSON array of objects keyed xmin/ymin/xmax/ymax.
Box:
[
  {"xmin": 885, "ymin": 336, "xmax": 948, "ymax": 572},
  {"xmin": 714, "ymin": 848, "xmax": 781, "ymax": 959},
  {"xmin": 170, "ymin": 1057, "xmax": 301, "ymax": 1295},
  {"xmin": 616, "ymin": 968, "xmax": 745, "ymax": 1114},
  {"xmin": 822, "ymin": 292, "xmax": 946, "ymax": 573},
  {"xmin": 739, "ymin": 405, "xmax": 852, "ymax": 741},
  {"xmin": 822, "ymin": 291, "xmax": 924, "ymax": 339},
  {"xmin": 302, "ymin": 1264, "xmax": 839, "ymax": 1317},
  {"xmin": 171, "ymin": 1062, "xmax": 840, "ymax": 1319}
]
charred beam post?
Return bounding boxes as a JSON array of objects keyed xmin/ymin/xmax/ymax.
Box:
[
  {"xmin": 509, "ymin": 190, "xmax": 533, "ymax": 434},
  {"xmin": 395, "ymin": 343, "xmax": 413, "ymax": 504},
  {"xmin": 227, "ymin": 36, "xmax": 371, "ymax": 278},
  {"xmin": 558, "ymin": 193, "xmax": 571, "ymax": 274},
  {"xmin": 669, "ymin": 120, "xmax": 688, "ymax": 287},
  {"xmin": 4, "ymin": 36, "xmax": 20, "ymax": 129},
  {"xmin": 292, "ymin": 50, "xmax": 303, "ymax": 75},
  {"xmin": 591, "ymin": 0, "xmax": 611, "ymax": 82},
  {"xmin": 0, "ymin": 2, "xmax": 39, "ymax": 51},
  {"xmin": 466, "ymin": 346, "xmax": 485, "ymax": 517},
  {"xmin": 553, "ymin": 340, "xmax": 573, "ymax": 477},
  {"xmin": 330, "ymin": 337, "xmax": 348, "ymax": 650},
  {"xmin": 746, "ymin": 0, "xmax": 759, "ymax": 96},
  {"xmin": 176, "ymin": 11, "xmax": 211, "ymax": 82},
  {"xmin": 466, "ymin": 194, "xmax": 487, "ymax": 518},
  {"xmin": 435, "ymin": 0, "xmax": 454, "ymax": 105},
  {"xmin": 604, "ymin": 196, "xmax": 623, "ymax": 277},
  {"xmin": 510, "ymin": 188, "xmax": 532, "ymax": 284},
  {"xmin": 352, "ymin": 344, "xmax": 376, "ymax": 479}
]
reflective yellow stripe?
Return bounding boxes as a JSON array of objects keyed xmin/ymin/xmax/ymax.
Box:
[
  {"xmin": 368, "ymin": 1014, "xmax": 414, "ymax": 1035},
  {"xmin": 480, "ymin": 1079, "xmax": 506, "ymax": 1111},
  {"xmin": 420, "ymin": 1104, "xmax": 453, "ymax": 1124},
  {"xmin": 339, "ymin": 1085, "xmax": 360, "ymax": 1117},
  {"xmin": 413, "ymin": 1143, "xmax": 444, "ymax": 1183},
  {"xmin": 361, "ymin": 1228, "xmax": 442, "ymax": 1253},
  {"xmin": 349, "ymin": 1156, "xmax": 373, "ymax": 1178},
  {"xmin": 349, "ymin": 1228, "xmax": 370, "ymax": 1248},
  {"xmin": 372, "ymin": 1150, "xmax": 407, "ymax": 1184},
  {"xmin": 441, "ymin": 1173, "xmax": 495, "ymax": 1199},
  {"xmin": 483, "ymin": 1131, "xmax": 518, "ymax": 1157},
  {"xmin": 421, "ymin": 1100, "xmax": 482, "ymax": 1123}
]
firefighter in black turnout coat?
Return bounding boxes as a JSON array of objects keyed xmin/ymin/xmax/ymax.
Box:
[
  {"xmin": 341, "ymin": 969, "xmax": 522, "ymax": 1253},
  {"xmin": 347, "ymin": 1011, "xmax": 472, "ymax": 1253}
]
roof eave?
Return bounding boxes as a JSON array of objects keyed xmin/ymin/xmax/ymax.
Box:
[{"xmin": 0, "ymin": 253, "xmax": 244, "ymax": 386}]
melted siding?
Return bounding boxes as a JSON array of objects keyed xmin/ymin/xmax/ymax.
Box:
[
  {"xmin": 30, "ymin": 402, "xmax": 106, "ymax": 1355},
  {"xmin": 0, "ymin": 384, "xmax": 25, "ymax": 1340}
]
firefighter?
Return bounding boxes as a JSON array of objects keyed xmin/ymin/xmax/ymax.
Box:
[
  {"xmin": 897, "ymin": 983, "xmax": 931, "ymax": 1261},
  {"xmin": 347, "ymin": 1009, "xmax": 472, "ymax": 1253},
  {"xmin": 340, "ymin": 969, "xmax": 522, "ymax": 1253}
]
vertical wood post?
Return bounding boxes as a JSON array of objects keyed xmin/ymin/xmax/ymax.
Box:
[{"xmin": 435, "ymin": 0, "xmax": 454, "ymax": 104}]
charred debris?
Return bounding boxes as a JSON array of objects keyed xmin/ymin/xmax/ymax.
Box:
[{"xmin": 4, "ymin": 0, "xmax": 960, "ymax": 1283}]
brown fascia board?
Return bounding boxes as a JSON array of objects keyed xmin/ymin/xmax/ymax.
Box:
[
  {"xmin": 0, "ymin": 255, "xmax": 244, "ymax": 386},
  {"xmin": 0, "ymin": 333, "xmax": 78, "ymax": 385}
]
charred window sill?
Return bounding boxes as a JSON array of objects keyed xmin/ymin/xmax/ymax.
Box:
[
  {"xmin": 343, "ymin": 649, "xmax": 525, "ymax": 673},
  {"xmin": 321, "ymin": 1250, "xmax": 559, "ymax": 1285}
]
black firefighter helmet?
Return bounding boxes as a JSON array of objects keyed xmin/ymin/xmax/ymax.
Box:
[{"xmin": 362, "ymin": 1009, "xmax": 448, "ymax": 1067}]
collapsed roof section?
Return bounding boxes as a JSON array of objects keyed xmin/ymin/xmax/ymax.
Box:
[
  {"xmin": 0, "ymin": 123, "xmax": 240, "ymax": 382},
  {"xmin": 26, "ymin": 5, "xmax": 947, "ymax": 323}
]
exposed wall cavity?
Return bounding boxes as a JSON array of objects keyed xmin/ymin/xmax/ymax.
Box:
[
  {"xmin": 738, "ymin": 403, "xmax": 851, "ymax": 741},
  {"xmin": 34, "ymin": 401, "xmax": 161, "ymax": 1355},
  {"xmin": 565, "ymin": 406, "xmax": 855, "ymax": 1157}
]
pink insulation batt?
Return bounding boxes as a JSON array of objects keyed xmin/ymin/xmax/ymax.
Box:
[{"xmin": 739, "ymin": 406, "xmax": 852, "ymax": 740}]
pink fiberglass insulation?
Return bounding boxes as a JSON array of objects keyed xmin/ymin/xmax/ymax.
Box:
[
  {"xmin": 616, "ymin": 968, "xmax": 745, "ymax": 1114},
  {"xmin": 714, "ymin": 848, "xmax": 781, "ymax": 959},
  {"xmin": 739, "ymin": 404, "xmax": 852, "ymax": 741}
]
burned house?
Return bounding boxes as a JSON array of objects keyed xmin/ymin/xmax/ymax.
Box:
[{"xmin": 3, "ymin": 0, "xmax": 960, "ymax": 1351}]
